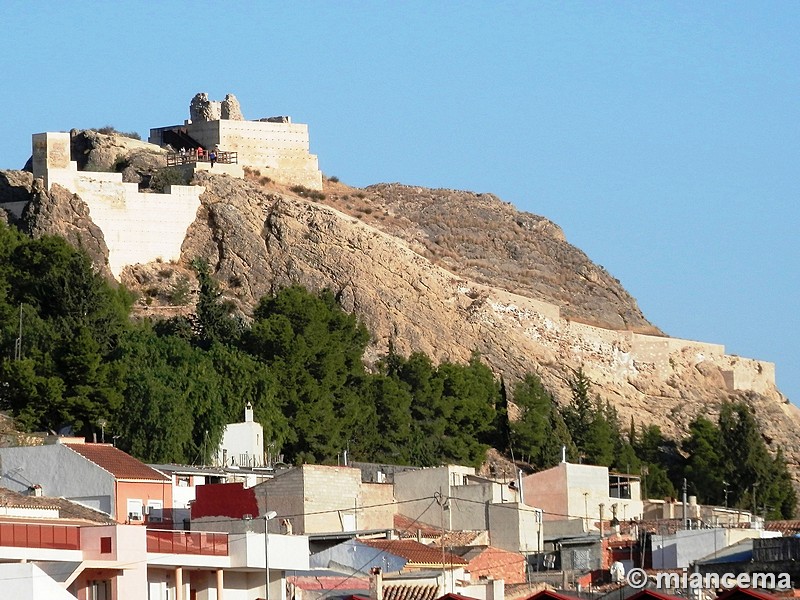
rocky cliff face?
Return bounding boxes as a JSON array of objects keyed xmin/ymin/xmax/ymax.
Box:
[
  {"xmin": 0, "ymin": 169, "xmax": 111, "ymax": 278},
  {"xmin": 166, "ymin": 172, "xmax": 800, "ymax": 475},
  {"xmin": 335, "ymin": 183, "xmax": 659, "ymax": 334},
  {"xmin": 4, "ymin": 132, "xmax": 800, "ymax": 477}
]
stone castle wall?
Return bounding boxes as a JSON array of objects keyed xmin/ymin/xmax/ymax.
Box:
[
  {"xmin": 482, "ymin": 290, "xmax": 775, "ymax": 396},
  {"xmin": 149, "ymin": 94, "xmax": 323, "ymax": 191},
  {"xmin": 32, "ymin": 132, "xmax": 203, "ymax": 278},
  {"xmin": 187, "ymin": 120, "xmax": 322, "ymax": 190}
]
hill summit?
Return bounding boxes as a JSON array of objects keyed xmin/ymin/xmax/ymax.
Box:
[{"xmin": 1, "ymin": 106, "xmax": 799, "ymax": 480}]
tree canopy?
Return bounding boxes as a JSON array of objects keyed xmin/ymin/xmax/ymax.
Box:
[{"xmin": 0, "ymin": 222, "xmax": 794, "ymax": 517}]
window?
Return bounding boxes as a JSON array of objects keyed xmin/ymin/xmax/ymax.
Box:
[
  {"xmin": 100, "ymin": 537, "xmax": 112, "ymax": 554},
  {"xmin": 147, "ymin": 500, "xmax": 164, "ymax": 522},
  {"xmin": 127, "ymin": 498, "xmax": 143, "ymax": 521}
]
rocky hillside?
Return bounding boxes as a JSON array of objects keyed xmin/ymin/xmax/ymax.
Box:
[
  {"xmin": 320, "ymin": 181, "xmax": 659, "ymax": 334},
  {"xmin": 3, "ymin": 131, "xmax": 800, "ymax": 477}
]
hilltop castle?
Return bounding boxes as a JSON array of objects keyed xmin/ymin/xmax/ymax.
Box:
[
  {"xmin": 25, "ymin": 94, "xmax": 323, "ymax": 277},
  {"xmin": 149, "ymin": 93, "xmax": 323, "ymax": 191}
]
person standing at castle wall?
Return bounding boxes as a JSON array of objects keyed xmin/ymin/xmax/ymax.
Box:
[{"xmin": 209, "ymin": 149, "xmax": 217, "ymax": 167}]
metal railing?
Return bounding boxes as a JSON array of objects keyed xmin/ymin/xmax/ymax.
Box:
[
  {"xmin": 166, "ymin": 151, "xmax": 238, "ymax": 167},
  {"xmin": 0, "ymin": 523, "xmax": 81, "ymax": 550},
  {"xmin": 146, "ymin": 529, "xmax": 229, "ymax": 556}
]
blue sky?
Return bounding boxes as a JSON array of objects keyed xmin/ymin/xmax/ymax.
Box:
[{"xmin": 3, "ymin": 2, "xmax": 799, "ymax": 403}]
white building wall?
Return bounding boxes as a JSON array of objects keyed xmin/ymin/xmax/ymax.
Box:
[
  {"xmin": 488, "ymin": 502, "xmax": 543, "ymax": 553},
  {"xmin": 395, "ymin": 465, "xmax": 476, "ymax": 529},
  {"xmin": 218, "ymin": 422, "xmax": 264, "ymax": 467},
  {"xmin": 31, "ymin": 131, "xmax": 204, "ymax": 279},
  {"xmin": 0, "ymin": 563, "xmax": 77, "ymax": 600},
  {"xmin": 651, "ymin": 528, "xmax": 781, "ymax": 569}
]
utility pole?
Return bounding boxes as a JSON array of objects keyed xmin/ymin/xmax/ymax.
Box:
[
  {"xmin": 682, "ymin": 478, "xmax": 688, "ymax": 529},
  {"xmin": 436, "ymin": 492, "xmax": 448, "ymax": 595},
  {"xmin": 583, "ymin": 493, "xmax": 589, "ymax": 531},
  {"xmin": 14, "ymin": 304, "xmax": 22, "ymax": 361}
]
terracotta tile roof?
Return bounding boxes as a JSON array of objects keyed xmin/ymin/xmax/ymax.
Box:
[
  {"xmin": 629, "ymin": 590, "xmax": 685, "ymax": 600},
  {"xmin": 394, "ymin": 514, "xmax": 441, "ymax": 537},
  {"xmin": 433, "ymin": 531, "xmax": 486, "ymax": 547},
  {"xmin": 716, "ymin": 588, "xmax": 783, "ymax": 600},
  {"xmin": 516, "ymin": 590, "xmax": 575, "ymax": 600},
  {"xmin": 286, "ymin": 576, "xmax": 370, "ymax": 591},
  {"xmin": 764, "ymin": 520, "xmax": 800, "ymax": 536},
  {"xmin": 0, "ymin": 487, "xmax": 114, "ymax": 524},
  {"xmin": 383, "ymin": 584, "xmax": 439, "ymax": 600},
  {"xmin": 64, "ymin": 443, "xmax": 169, "ymax": 481},
  {"xmin": 360, "ymin": 539, "xmax": 468, "ymax": 566},
  {"xmin": 504, "ymin": 583, "xmax": 554, "ymax": 600},
  {"xmin": 393, "ymin": 515, "xmax": 485, "ymax": 547}
]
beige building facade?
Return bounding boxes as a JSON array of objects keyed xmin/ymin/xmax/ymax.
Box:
[
  {"xmin": 254, "ymin": 464, "xmax": 395, "ymax": 535},
  {"xmin": 522, "ymin": 462, "xmax": 643, "ymax": 529}
]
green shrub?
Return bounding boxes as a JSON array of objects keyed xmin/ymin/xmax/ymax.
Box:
[
  {"xmin": 150, "ymin": 167, "xmax": 189, "ymax": 192},
  {"xmin": 290, "ymin": 185, "xmax": 326, "ymax": 201},
  {"xmin": 97, "ymin": 125, "xmax": 141, "ymax": 140},
  {"xmin": 168, "ymin": 276, "xmax": 192, "ymax": 306}
]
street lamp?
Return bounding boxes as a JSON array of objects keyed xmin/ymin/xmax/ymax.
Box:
[{"xmin": 264, "ymin": 510, "xmax": 278, "ymax": 600}]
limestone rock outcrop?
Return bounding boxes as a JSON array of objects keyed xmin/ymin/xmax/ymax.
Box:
[
  {"xmin": 6, "ymin": 129, "xmax": 800, "ymax": 480},
  {"xmin": 69, "ymin": 130, "xmax": 165, "ymax": 184},
  {"xmin": 221, "ymin": 94, "xmax": 244, "ymax": 120},
  {"xmin": 20, "ymin": 180, "xmax": 112, "ymax": 278},
  {"xmin": 340, "ymin": 183, "xmax": 658, "ymax": 333},
  {"xmin": 189, "ymin": 92, "xmax": 222, "ymax": 122}
]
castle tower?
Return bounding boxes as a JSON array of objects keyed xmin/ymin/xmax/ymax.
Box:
[{"xmin": 32, "ymin": 132, "xmax": 73, "ymax": 188}]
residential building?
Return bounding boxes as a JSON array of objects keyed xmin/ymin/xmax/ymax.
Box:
[
  {"xmin": 0, "ymin": 437, "xmax": 172, "ymax": 524},
  {"xmin": 521, "ymin": 462, "xmax": 643, "ymax": 529},
  {"xmin": 643, "ymin": 496, "xmax": 755, "ymax": 527},
  {"xmin": 252, "ymin": 464, "xmax": 396, "ymax": 535},
  {"xmin": 452, "ymin": 545, "xmax": 527, "ymax": 584},
  {"xmin": 0, "ymin": 486, "xmax": 310, "ymax": 599},
  {"xmin": 650, "ymin": 526, "xmax": 780, "ymax": 569},
  {"xmin": 394, "ymin": 465, "xmax": 543, "ymax": 553}
]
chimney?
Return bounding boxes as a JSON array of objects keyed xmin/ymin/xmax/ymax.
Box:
[
  {"xmin": 369, "ymin": 567, "xmax": 383, "ymax": 600},
  {"xmin": 561, "ymin": 445, "xmax": 567, "ymax": 463},
  {"xmin": 245, "ymin": 402, "xmax": 254, "ymax": 423}
]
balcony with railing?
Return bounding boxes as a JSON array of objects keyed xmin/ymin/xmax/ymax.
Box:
[
  {"xmin": 166, "ymin": 150, "xmax": 238, "ymax": 167},
  {"xmin": 146, "ymin": 530, "xmax": 228, "ymax": 557},
  {"xmin": 0, "ymin": 522, "xmax": 81, "ymax": 550}
]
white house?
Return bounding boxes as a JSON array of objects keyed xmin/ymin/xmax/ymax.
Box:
[{"xmin": 215, "ymin": 403, "xmax": 265, "ymax": 468}]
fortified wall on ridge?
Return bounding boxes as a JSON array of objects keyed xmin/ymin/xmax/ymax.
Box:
[{"xmin": 31, "ymin": 132, "xmax": 203, "ymax": 279}]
